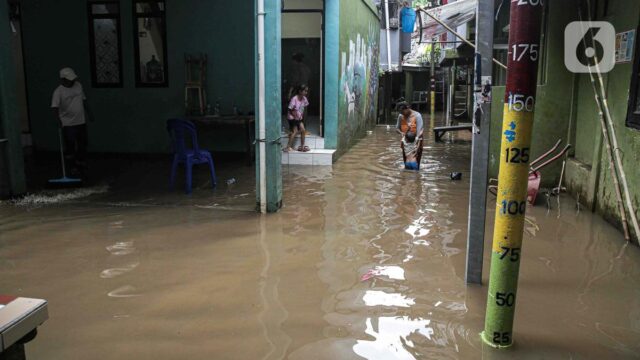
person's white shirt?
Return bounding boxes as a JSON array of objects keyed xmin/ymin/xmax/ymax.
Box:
[{"xmin": 51, "ymin": 82, "xmax": 86, "ymax": 127}]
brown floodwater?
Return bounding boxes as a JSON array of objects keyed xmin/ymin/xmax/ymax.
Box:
[{"xmin": 1, "ymin": 126, "xmax": 639, "ymax": 359}]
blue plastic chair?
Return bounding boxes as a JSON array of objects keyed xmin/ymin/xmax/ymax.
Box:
[{"xmin": 167, "ymin": 119, "xmax": 216, "ymax": 194}]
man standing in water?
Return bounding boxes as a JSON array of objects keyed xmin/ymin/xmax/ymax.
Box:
[
  {"xmin": 396, "ymin": 102, "xmax": 423, "ymax": 138},
  {"xmin": 396, "ymin": 102, "xmax": 424, "ymax": 170},
  {"xmin": 51, "ymin": 68, "xmax": 91, "ymax": 175}
]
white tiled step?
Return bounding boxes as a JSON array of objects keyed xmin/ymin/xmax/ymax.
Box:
[
  {"xmin": 282, "ymin": 149, "xmax": 335, "ymax": 166},
  {"xmin": 280, "ymin": 133, "xmax": 325, "ymax": 150}
]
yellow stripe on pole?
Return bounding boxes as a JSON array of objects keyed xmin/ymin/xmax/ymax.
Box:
[{"xmin": 492, "ymin": 104, "xmax": 533, "ymax": 254}]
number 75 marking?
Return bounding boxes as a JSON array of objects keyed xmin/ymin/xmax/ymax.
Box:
[{"xmin": 500, "ymin": 247, "xmax": 521, "ymax": 262}]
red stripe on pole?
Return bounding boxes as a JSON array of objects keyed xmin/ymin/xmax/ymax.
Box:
[{"xmin": 503, "ymin": 1, "xmax": 544, "ymax": 101}]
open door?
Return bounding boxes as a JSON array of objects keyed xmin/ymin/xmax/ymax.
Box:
[{"xmin": 281, "ymin": 6, "xmax": 323, "ymax": 136}]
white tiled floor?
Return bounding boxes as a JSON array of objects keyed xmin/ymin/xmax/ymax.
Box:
[
  {"xmin": 282, "ymin": 149, "xmax": 335, "ymax": 166},
  {"xmin": 287, "ymin": 152, "xmax": 314, "ymax": 165},
  {"xmin": 281, "ymin": 135, "xmax": 323, "ymax": 150}
]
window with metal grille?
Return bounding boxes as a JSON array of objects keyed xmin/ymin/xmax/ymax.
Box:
[
  {"xmin": 88, "ymin": 2, "xmax": 123, "ymax": 87},
  {"xmin": 626, "ymin": 26, "xmax": 640, "ymax": 130},
  {"xmin": 133, "ymin": 1, "xmax": 168, "ymax": 87}
]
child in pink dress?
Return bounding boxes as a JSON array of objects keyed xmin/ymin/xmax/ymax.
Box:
[{"xmin": 285, "ymin": 85, "xmax": 310, "ymax": 152}]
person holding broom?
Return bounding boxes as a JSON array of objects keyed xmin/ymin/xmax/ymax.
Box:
[{"xmin": 51, "ymin": 67, "xmax": 91, "ymax": 176}]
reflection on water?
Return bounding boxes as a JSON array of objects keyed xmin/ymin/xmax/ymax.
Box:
[
  {"xmin": 363, "ymin": 291, "xmax": 415, "ymax": 308},
  {"xmin": 361, "ymin": 265, "xmax": 405, "ymax": 281},
  {"xmin": 354, "ymin": 317, "xmax": 434, "ymax": 359},
  {"xmin": 107, "ymin": 285, "xmax": 141, "ymax": 298},
  {"xmin": 1, "ymin": 126, "xmax": 639, "ymax": 359}
]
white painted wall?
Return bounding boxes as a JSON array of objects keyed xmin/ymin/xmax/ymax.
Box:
[
  {"xmin": 282, "ymin": 0, "xmax": 323, "ymax": 39},
  {"xmin": 283, "ymin": 0, "xmax": 323, "ymax": 10},
  {"xmin": 282, "ymin": 13, "xmax": 322, "ymax": 39}
]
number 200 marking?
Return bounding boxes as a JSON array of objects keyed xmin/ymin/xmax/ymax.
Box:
[{"xmin": 517, "ymin": 0, "xmax": 544, "ymax": 6}]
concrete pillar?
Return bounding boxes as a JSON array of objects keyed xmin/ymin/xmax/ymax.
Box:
[
  {"xmin": 255, "ymin": 0, "xmax": 282, "ymax": 212},
  {"xmin": 323, "ymin": 0, "xmax": 339, "ymax": 149},
  {"xmin": 0, "ymin": 0, "xmax": 26, "ymax": 196},
  {"xmin": 465, "ymin": 0, "xmax": 494, "ymax": 285}
]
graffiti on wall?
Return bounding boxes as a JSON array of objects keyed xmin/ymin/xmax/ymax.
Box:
[{"xmin": 338, "ymin": 22, "xmax": 379, "ymax": 147}]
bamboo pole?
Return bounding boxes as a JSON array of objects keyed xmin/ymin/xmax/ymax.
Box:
[
  {"xmin": 580, "ymin": 8, "xmax": 640, "ymax": 244},
  {"xmin": 481, "ymin": 0, "xmax": 544, "ymax": 348},
  {"xmin": 586, "ymin": 67, "xmax": 631, "ymax": 241}
]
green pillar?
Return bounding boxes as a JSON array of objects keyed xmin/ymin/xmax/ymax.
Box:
[
  {"xmin": 323, "ymin": 0, "xmax": 339, "ymax": 149},
  {"xmin": 255, "ymin": 0, "xmax": 282, "ymax": 212},
  {"xmin": 0, "ymin": 0, "xmax": 26, "ymax": 196}
]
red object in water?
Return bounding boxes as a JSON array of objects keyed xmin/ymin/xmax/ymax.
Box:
[
  {"xmin": 360, "ymin": 270, "xmax": 376, "ymax": 282},
  {"xmin": 0, "ymin": 295, "xmax": 17, "ymax": 306},
  {"xmin": 527, "ymin": 171, "xmax": 541, "ymax": 205}
]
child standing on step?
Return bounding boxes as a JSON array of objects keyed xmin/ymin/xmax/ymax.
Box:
[{"xmin": 285, "ymin": 84, "xmax": 310, "ymax": 152}]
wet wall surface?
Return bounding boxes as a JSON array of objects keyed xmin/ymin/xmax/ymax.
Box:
[{"xmin": 1, "ymin": 127, "xmax": 639, "ymax": 359}]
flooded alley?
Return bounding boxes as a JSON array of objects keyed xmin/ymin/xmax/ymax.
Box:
[{"xmin": 1, "ymin": 127, "xmax": 639, "ymax": 359}]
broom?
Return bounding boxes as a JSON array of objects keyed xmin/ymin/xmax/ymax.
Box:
[{"xmin": 48, "ymin": 128, "xmax": 82, "ymax": 186}]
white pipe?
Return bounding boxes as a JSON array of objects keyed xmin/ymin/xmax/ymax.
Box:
[
  {"xmin": 384, "ymin": 0, "xmax": 392, "ymax": 71},
  {"xmin": 257, "ymin": 0, "xmax": 267, "ymax": 214}
]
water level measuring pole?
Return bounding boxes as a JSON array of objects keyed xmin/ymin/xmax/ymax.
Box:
[
  {"xmin": 481, "ymin": 0, "xmax": 544, "ymax": 349},
  {"xmin": 430, "ymin": 40, "xmax": 436, "ymax": 121}
]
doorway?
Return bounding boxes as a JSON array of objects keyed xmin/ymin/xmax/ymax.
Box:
[{"xmin": 281, "ymin": 4, "xmax": 323, "ymax": 136}]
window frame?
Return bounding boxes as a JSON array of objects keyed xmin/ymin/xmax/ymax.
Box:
[
  {"xmin": 625, "ymin": 26, "xmax": 640, "ymax": 130},
  {"xmin": 132, "ymin": 0, "xmax": 169, "ymax": 88},
  {"xmin": 87, "ymin": 1, "xmax": 124, "ymax": 88}
]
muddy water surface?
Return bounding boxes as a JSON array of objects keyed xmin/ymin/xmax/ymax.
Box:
[{"xmin": 1, "ymin": 127, "xmax": 639, "ymax": 359}]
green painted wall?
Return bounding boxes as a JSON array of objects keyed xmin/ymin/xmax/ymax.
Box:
[
  {"xmin": 336, "ymin": 0, "xmax": 379, "ymax": 154},
  {"xmin": 21, "ymin": 0, "xmax": 254, "ymax": 154},
  {"xmin": 490, "ymin": 0, "xmax": 640, "ymax": 240},
  {"xmin": 489, "ymin": 0, "xmax": 577, "ymax": 186},
  {"xmin": 0, "ymin": 0, "xmax": 26, "ymax": 196},
  {"xmin": 566, "ymin": 0, "xmax": 640, "ymax": 239},
  {"xmin": 324, "ymin": 0, "xmax": 339, "ymax": 149},
  {"xmin": 255, "ymin": 0, "xmax": 283, "ymax": 212}
]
